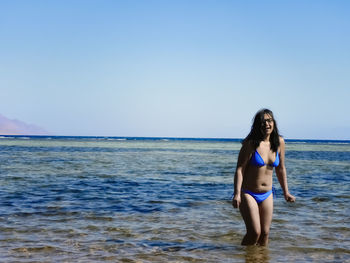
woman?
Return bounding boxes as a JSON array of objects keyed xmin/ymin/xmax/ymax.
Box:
[{"xmin": 232, "ymin": 108, "xmax": 295, "ymax": 246}]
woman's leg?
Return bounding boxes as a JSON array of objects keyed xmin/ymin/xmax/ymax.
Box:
[
  {"xmin": 257, "ymin": 193, "xmax": 273, "ymax": 246},
  {"xmin": 239, "ymin": 193, "xmax": 261, "ymax": 245}
]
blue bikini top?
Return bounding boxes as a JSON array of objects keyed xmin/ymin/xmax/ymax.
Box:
[{"xmin": 250, "ymin": 150, "xmax": 280, "ymax": 167}]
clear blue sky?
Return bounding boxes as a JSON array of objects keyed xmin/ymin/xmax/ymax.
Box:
[{"xmin": 1, "ymin": 0, "xmax": 349, "ymax": 139}]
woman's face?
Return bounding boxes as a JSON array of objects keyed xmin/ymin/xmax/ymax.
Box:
[{"xmin": 261, "ymin": 113, "xmax": 274, "ymax": 136}]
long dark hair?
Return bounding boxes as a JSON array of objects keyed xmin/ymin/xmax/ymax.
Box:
[{"xmin": 243, "ymin": 108, "xmax": 280, "ymax": 152}]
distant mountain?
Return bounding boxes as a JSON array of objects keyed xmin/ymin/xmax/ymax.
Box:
[{"xmin": 0, "ymin": 114, "xmax": 49, "ymax": 135}]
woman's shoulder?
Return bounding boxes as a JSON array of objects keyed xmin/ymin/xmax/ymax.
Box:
[
  {"xmin": 279, "ymin": 136, "xmax": 285, "ymax": 145},
  {"xmin": 278, "ymin": 136, "xmax": 285, "ymax": 153}
]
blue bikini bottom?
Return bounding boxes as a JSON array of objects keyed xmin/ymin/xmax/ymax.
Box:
[{"xmin": 243, "ymin": 189, "xmax": 273, "ymax": 204}]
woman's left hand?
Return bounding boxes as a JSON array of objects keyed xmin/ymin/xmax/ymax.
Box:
[{"xmin": 284, "ymin": 193, "xmax": 296, "ymax": 202}]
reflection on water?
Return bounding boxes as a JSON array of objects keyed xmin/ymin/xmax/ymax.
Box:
[
  {"xmin": 245, "ymin": 246, "xmax": 270, "ymax": 263},
  {"xmin": 0, "ymin": 137, "xmax": 349, "ymax": 262}
]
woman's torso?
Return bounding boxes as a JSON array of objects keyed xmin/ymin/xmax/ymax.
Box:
[{"xmin": 242, "ymin": 141, "xmax": 279, "ymax": 193}]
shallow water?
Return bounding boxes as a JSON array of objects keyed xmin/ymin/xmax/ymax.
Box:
[{"xmin": 0, "ymin": 137, "xmax": 349, "ymax": 262}]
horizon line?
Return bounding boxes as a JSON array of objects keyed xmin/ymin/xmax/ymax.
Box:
[{"xmin": 1, "ymin": 134, "xmax": 350, "ymax": 142}]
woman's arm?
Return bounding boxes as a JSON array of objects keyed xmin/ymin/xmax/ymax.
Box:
[
  {"xmin": 275, "ymin": 137, "xmax": 296, "ymax": 202},
  {"xmin": 232, "ymin": 142, "xmax": 251, "ymax": 208}
]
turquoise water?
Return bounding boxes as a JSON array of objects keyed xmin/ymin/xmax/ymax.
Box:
[{"xmin": 0, "ymin": 136, "xmax": 349, "ymax": 262}]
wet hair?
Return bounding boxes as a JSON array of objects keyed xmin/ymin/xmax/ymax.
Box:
[{"xmin": 242, "ymin": 108, "xmax": 280, "ymax": 152}]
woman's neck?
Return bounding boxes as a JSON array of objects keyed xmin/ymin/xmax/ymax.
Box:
[{"xmin": 263, "ymin": 135, "xmax": 270, "ymax": 142}]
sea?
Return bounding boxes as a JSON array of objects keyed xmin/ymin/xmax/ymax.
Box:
[{"xmin": 0, "ymin": 136, "xmax": 349, "ymax": 263}]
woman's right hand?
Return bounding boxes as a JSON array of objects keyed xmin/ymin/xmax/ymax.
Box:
[{"xmin": 232, "ymin": 195, "xmax": 241, "ymax": 208}]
